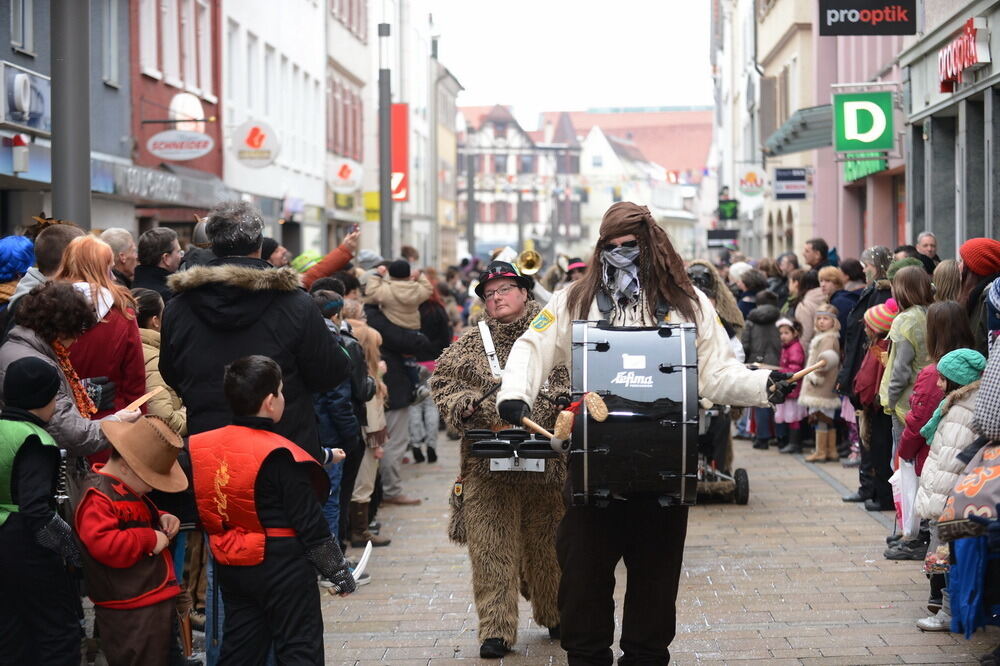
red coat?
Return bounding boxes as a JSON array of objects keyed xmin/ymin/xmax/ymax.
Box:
[
  {"xmin": 301, "ymin": 243, "xmax": 353, "ymax": 290},
  {"xmin": 69, "ymin": 307, "xmax": 147, "ymax": 418},
  {"xmin": 779, "ymin": 339, "xmax": 805, "ymax": 399},
  {"xmin": 897, "ymin": 363, "xmax": 943, "ymax": 475}
]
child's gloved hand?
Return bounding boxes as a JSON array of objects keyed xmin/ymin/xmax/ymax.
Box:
[
  {"xmin": 968, "ymin": 504, "xmax": 1000, "ymax": 553},
  {"xmin": 82, "ymin": 377, "xmax": 116, "ymax": 411},
  {"xmin": 109, "ymin": 408, "xmax": 142, "ymax": 423}
]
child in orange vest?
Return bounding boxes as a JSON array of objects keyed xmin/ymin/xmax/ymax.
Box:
[
  {"xmin": 189, "ymin": 355, "xmax": 355, "ymax": 664},
  {"xmin": 74, "ymin": 416, "xmax": 187, "ymax": 666}
]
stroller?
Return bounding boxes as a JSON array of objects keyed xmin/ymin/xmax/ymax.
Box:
[{"xmin": 696, "ymin": 405, "xmax": 749, "ymax": 504}]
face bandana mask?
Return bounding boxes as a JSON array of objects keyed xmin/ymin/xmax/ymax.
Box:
[{"xmin": 602, "ymin": 245, "xmax": 641, "ymax": 303}]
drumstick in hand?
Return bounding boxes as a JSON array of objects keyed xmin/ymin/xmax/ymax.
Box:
[
  {"xmin": 521, "ymin": 417, "xmax": 555, "ymax": 440},
  {"xmin": 789, "ymin": 360, "xmax": 827, "ymax": 384}
]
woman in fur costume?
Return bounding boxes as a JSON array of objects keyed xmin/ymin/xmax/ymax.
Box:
[
  {"xmin": 800, "ymin": 303, "xmax": 843, "ymax": 462},
  {"xmin": 430, "ymin": 260, "xmax": 570, "ymax": 660}
]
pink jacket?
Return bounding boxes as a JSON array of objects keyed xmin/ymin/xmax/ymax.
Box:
[
  {"xmin": 897, "ymin": 363, "xmax": 943, "ymax": 475},
  {"xmin": 779, "ymin": 339, "xmax": 805, "ymax": 400}
]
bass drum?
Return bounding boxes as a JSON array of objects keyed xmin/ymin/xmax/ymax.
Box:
[{"xmin": 569, "ymin": 321, "xmax": 699, "ymax": 506}]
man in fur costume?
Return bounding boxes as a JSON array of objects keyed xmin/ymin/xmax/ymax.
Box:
[{"xmin": 430, "ymin": 260, "xmax": 570, "ymax": 660}]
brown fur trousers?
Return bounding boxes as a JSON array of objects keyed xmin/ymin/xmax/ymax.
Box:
[{"xmin": 464, "ymin": 475, "xmax": 563, "ymax": 645}]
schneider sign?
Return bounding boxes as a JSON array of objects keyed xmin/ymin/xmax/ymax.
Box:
[
  {"xmin": 833, "ymin": 91, "xmax": 894, "ymax": 153},
  {"xmin": 819, "ymin": 1, "xmax": 916, "ymax": 36}
]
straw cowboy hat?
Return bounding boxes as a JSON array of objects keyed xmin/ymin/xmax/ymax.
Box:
[{"xmin": 100, "ymin": 416, "xmax": 188, "ymax": 493}]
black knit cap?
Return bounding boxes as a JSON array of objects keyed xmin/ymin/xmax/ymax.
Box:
[
  {"xmin": 261, "ymin": 237, "xmax": 279, "ymax": 262},
  {"xmin": 4, "ymin": 357, "xmax": 61, "ymax": 410},
  {"xmin": 388, "ymin": 259, "xmax": 411, "ymax": 278}
]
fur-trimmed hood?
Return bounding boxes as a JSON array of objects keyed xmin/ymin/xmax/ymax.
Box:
[{"xmin": 165, "ymin": 258, "xmax": 304, "ymax": 331}]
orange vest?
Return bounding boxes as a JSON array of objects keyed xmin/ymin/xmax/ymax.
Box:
[{"xmin": 190, "ymin": 426, "xmax": 328, "ymax": 566}]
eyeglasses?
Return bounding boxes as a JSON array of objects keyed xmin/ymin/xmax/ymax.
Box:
[
  {"xmin": 603, "ymin": 239, "xmax": 638, "ymax": 252},
  {"xmin": 484, "ymin": 284, "xmax": 517, "ymax": 301}
]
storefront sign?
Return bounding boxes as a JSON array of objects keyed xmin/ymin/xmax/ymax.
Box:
[
  {"xmin": 843, "ymin": 151, "xmax": 888, "ymax": 182},
  {"xmin": 327, "ymin": 157, "xmax": 363, "ymax": 194},
  {"xmin": 737, "ymin": 169, "xmax": 767, "ymax": 197},
  {"xmin": 707, "ymin": 229, "xmax": 739, "ymax": 249},
  {"xmin": 0, "ymin": 62, "xmax": 51, "ymax": 136},
  {"xmin": 364, "ymin": 191, "xmax": 380, "ymax": 221},
  {"xmin": 391, "ymin": 103, "xmax": 409, "ymax": 201},
  {"xmin": 233, "ymin": 119, "xmax": 280, "ymax": 168},
  {"xmin": 819, "ymin": 1, "xmax": 916, "ymax": 36},
  {"xmin": 774, "ymin": 168, "xmax": 808, "ymax": 200},
  {"xmin": 146, "ymin": 129, "xmax": 214, "ymax": 161},
  {"xmin": 718, "ymin": 199, "xmax": 739, "ymax": 220},
  {"xmin": 939, "ymin": 17, "xmax": 991, "ymax": 93},
  {"xmin": 112, "ymin": 164, "xmax": 183, "ymax": 203},
  {"xmin": 833, "ymin": 92, "xmax": 894, "ymax": 152}
]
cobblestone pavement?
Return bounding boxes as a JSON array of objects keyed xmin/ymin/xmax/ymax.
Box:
[{"xmin": 323, "ymin": 432, "xmax": 1000, "ymax": 665}]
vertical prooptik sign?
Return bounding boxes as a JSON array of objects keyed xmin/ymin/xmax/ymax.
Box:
[
  {"xmin": 391, "ymin": 103, "xmax": 409, "ymax": 202},
  {"xmin": 833, "ymin": 92, "xmax": 895, "ymax": 153}
]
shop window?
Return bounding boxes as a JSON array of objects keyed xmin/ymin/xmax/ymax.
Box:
[
  {"xmin": 161, "ymin": 0, "xmax": 181, "ymax": 85},
  {"xmin": 140, "ymin": 0, "xmax": 159, "ymax": 75},
  {"xmin": 101, "ymin": 0, "xmax": 120, "ymax": 85},
  {"xmin": 196, "ymin": 0, "xmax": 213, "ymax": 96},
  {"xmin": 11, "ymin": 0, "xmax": 34, "ymax": 54}
]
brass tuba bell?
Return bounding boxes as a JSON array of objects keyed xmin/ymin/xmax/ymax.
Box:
[{"xmin": 517, "ymin": 249, "xmax": 543, "ymax": 275}]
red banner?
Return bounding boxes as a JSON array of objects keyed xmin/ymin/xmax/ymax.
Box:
[{"xmin": 391, "ymin": 103, "xmax": 409, "ymax": 201}]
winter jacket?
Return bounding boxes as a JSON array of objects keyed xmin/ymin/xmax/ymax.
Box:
[
  {"xmin": 301, "ymin": 242, "xmax": 353, "ymax": 291},
  {"xmin": 0, "ymin": 267, "xmax": 47, "ymax": 341},
  {"xmin": 313, "ymin": 320, "xmax": 361, "ymax": 451},
  {"xmin": 160, "ymin": 257, "xmax": 350, "ymax": 460},
  {"xmin": 138, "ymin": 328, "xmax": 187, "ymax": 436},
  {"xmin": 0, "ymin": 326, "xmax": 107, "ymax": 456},
  {"xmin": 180, "ymin": 247, "xmax": 216, "ymax": 269},
  {"xmin": 68, "ymin": 305, "xmax": 147, "ymax": 419},
  {"xmin": 132, "ymin": 265, "xmax": 175, "ymax": 303},
  {"xmin": 431, "ymin": 299, "xmax": 569, "ymax": 487},
  {"xmin": 897, "ymin": 363, "xmax": 943, "ymax": 476},
  {"xmin": 798, "ymin": 330, "xmax": 841, "ymax": 411},
  {"xmin": 916, "ymin": 381, "xmax": 981, "ymax": 520},
  {"xmin": 974, "ymin": 336, "xmax": 1000, "ymax": 440},
  {"xmin": 779, "ymin": 338, "xmax": 806, "ymax": 400},
  {"xmin": 969, "ymin": 274, "xmax": 999, "ymax": 356},
  {"xmin": 829, "ymin": 288, "xmax": 860, "ymax": 346},
  {"xmin": 740, "ymin": 304, "xmax": 781, "ymax": 366},
  {"xmin": 837, "ymin": 280, "xmax": 892, "ymax": 400},
  {"xmin": 795, "ymin": 287, "xmax": 826, "ymax": 350},
  {"xmin": 417, "ymin": 299, "xmax": 453, "ymax": 362},
  {"xmin": 880, "ymin": 305, "xmax": 929, "ymax": 420},
  {"xmin": 364, "ymin": 304, "xmax": 432, "ymax": 412},
  {"xmin": 498, "ymin": 286, "xmax": 772, "ymax": 411},
  {"xmin": 365, "ymin": 274, "xmax": 433, "ymax": 330}
]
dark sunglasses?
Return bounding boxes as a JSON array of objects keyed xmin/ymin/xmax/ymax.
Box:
[{"xmin": 603, "ymin": 240, "xmax": 638, "ymax": 252}]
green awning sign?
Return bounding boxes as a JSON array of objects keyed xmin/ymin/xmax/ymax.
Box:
[
  {"xmin": 833, "ymin": 91, "xmax": 894, "ymax": 152},
  {"xmin": 843, "ymin": 152, "xmax": 888, "ymax": 182}
]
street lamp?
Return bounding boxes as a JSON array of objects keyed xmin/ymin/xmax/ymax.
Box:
[{"xmin": 378, "ymin": 21, "xmax": 392, "ymax": 259}]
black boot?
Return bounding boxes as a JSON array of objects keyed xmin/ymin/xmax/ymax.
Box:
[
  {"xmin": 779, "ymin": 428, "xmax": 803, "ymax": 454},
  {"xmin": 411, "ymin": 446, "xmax": 425, "ymax": 463},
  {"xmin": 480, "ymin": 638, "xmax": 510, "ymax": 659},
  {"xmin": 752, "ymin": 438, "xmax": 769, "ymax": 450},
  {"xmin": 426, "ymin": 446, "xmax": 437, "ymax": 463}
]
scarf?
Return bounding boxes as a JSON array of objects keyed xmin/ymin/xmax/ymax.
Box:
[
  {"xmin": 602, "ymin": 245, "xmax": 641, "ymax": 304},
  {"xmin": 52, "ymin": 340, "xmax": 97, "ymax": 419}
]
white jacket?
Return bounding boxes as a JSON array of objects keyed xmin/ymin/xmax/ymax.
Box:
[
  {"xmin": 915, "ymin": 381, "xmax": 981, "ymax": 520},
  {"xmin": 498, "ymin": 285, "xmax": 771, "ymax": 410}
]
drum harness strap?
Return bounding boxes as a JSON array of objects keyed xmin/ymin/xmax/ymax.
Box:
[
  {"xmin": 595, "ymin": 289, "xmax": 671, "ymax": 324},
  {"xmin": 472, "ymin": 321, "xmax": 566, "ymax": 413}
]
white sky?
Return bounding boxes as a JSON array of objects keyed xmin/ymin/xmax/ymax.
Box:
[{"xmin": 425, "ymin": 0, "xmax": 713, "ymax": 129}]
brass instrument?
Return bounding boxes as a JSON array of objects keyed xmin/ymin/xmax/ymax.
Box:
[{"xmin": 517, "ymin": 249, "xmax": 543, "ymax": 275}]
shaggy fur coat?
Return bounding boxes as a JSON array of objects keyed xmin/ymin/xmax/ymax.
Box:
[
  {"xmin": 430, "ymin": 299, "xmax": 568, "ymax": 646},
  {"xmin": 799, "ymin": 330, "xmax": 842, "ymax": 410}
]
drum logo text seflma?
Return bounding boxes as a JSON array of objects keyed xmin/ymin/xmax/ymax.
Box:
[{"xmin": 610, "ymin": 371, "xmax": 654, "ymax": 388}]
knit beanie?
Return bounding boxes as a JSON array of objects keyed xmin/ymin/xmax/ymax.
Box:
[
  {"xmin": 357, "ymin": 249, "xmax": 384, "ymax": 271},
  {"xmin": 887, "ymin": 257, "xmax": 922, "ymax": 280},
  {"xmin": 864, "ymin": 298, "xmax": 899, "ymax": 333},
  {"xmin": 3, "ymin": 357, "xmax": 61, "ymax": 410},
  {"xmin": 937, "ymin": 348, "xmax": 986, "ymax": 386},
  {"xmin": 0, "ymin": 235, "xmax": 34, "ymax": 282},
  {"xmin": 388, "ymin": 259, "xmax": 411, "ymax": 279},
  {"xmin": 260, "ymin": 237, "xmax": 279, "ymax": 262},
  {"xmin": 959, "ymin": 238, "xmax": 1000, "ymax": 277}
]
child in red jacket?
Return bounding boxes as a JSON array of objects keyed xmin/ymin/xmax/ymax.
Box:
[{"xmin": 74, "ymin": 416, "xmax": 187, "ymax": 666}]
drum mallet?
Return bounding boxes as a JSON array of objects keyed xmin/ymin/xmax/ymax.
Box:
[
  {"xmin": 547, "ymin": 392, "xmax": 610, "ymax": 452},
  {"xmin": 788, "ymin": 359, "xmax": 826, "ymax": 384},
  {"xmin": 521, "ymin": 417, "xmax": 555, "ymax": 440}
]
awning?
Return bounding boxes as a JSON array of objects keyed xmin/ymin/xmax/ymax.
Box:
[{"xmin": 763, "ymin": 105, "xmax": 833, "ymax": 157}]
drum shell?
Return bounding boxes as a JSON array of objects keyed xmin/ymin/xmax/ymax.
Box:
[{"xmin": 570, "ymin": 321, "xmax": 699, "ymax": 506}]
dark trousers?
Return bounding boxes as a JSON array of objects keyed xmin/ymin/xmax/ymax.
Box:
[
  {"xmin": 868, "ymin": 408, "xmax": 894, "ymax": 506},
  {"xmin": 216, "ymin": 542, "xmax": 323, "ymax": 666},
  {"xmin": 557, "ymin": 499, "xmax": 689, "ymax": 666},
  {"xmin": 0, "ymin": 524, "xmax": 80, "ymax": 666},
  {"xmin": 338, "ymin": 435, "xmax": 365, "ymax": 543}
]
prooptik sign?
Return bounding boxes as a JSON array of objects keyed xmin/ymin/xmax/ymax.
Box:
[
  {"xmin": 939, "ymin": 18, "xmax": 991, "ymax": 93},
  {"xmin": 819, "ymin": 1, "xmax": 916, "ymax": 36}
]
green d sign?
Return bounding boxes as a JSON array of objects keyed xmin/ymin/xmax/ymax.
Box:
[{"xmin": 833, "ymin": 92, "xmax": 894, "ymax": 152}]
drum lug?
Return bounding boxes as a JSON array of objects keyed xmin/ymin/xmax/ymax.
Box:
[{"xmin": 658, "ymin": 419, "xmax": 699, "ymax": 428}]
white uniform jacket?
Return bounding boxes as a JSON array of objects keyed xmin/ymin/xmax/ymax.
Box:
[{"xmin": 498, "ymin": 286, "xmax": 771, "ymax": 410}]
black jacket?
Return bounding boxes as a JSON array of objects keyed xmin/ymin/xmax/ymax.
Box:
[
  {"xmin": 364, "ymin": 304, "xmax": 432, "ymax": 411},
  {"xmin": 133, "ymin": 265, "xmax": 175, "ymax": 303},
  {"xmin": 740, "ymin": 304, "xmax": 782, "ymax": 366},
  {"xmin": 416, "ymin": 300, "xmax": 453, "ymax": 362},
  {"xmin": 159, "ymin": 257, "xmax": 349, "ymax": 460},
  {"xmin": 836, "ymin": 279, "xmax": 891, "ymax": 399}
]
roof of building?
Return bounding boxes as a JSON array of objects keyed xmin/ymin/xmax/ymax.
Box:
[
  {"xmin": 538, "ymin": 109, "xmax": 712, "ymax": 180},
  {"xmin": 460, "ymin": 105, "xmax": 517, "ymax": 131},
  {"xmin": 605, "ymin": 133, "xmax": 649, "ymax": 163}
]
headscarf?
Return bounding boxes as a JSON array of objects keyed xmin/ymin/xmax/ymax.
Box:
[{"xmin": 602, "ymin": 244, "xmax": 641, "ymax": 304}]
